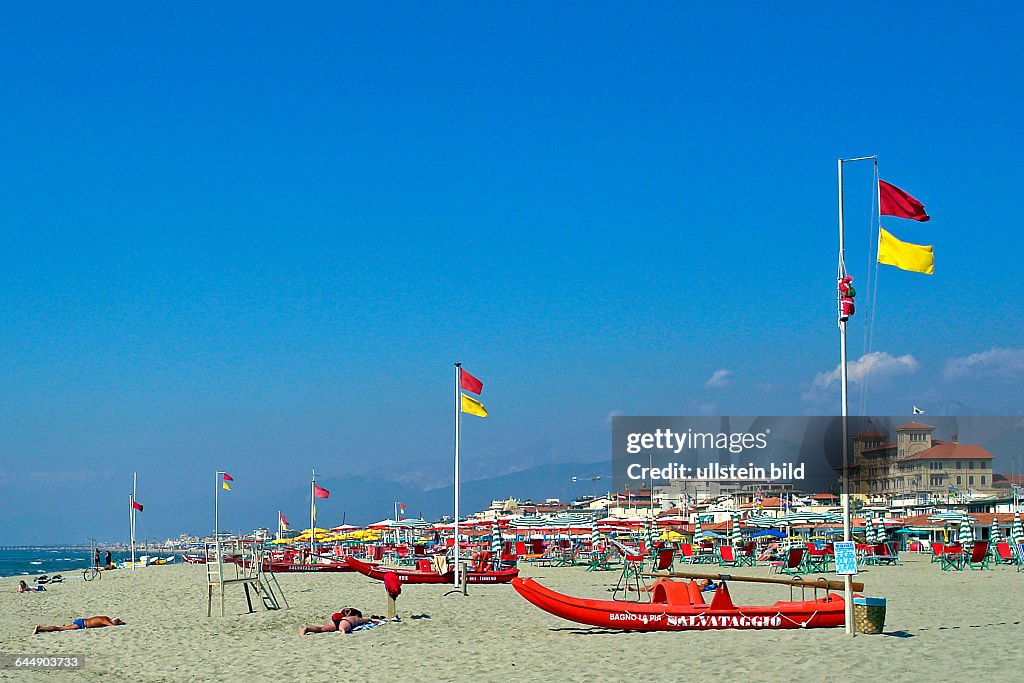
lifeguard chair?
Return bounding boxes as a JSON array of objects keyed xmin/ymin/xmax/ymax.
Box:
[{"xmin": 206, "ymin": 542, "xmax": 287, "ymax": 617}]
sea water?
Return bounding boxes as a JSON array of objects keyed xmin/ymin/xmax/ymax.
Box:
[{"xmin": 0, "ymin": 548, "xmax": 132, "ymax": 578}]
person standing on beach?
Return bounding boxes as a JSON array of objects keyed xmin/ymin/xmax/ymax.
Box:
[
  {"xmin": 94, "ymin": 548, "xmax": 101, "ymax": 568},
  {"xmin": 104, "ymin": 551, "xmax": 112, "ymax": 568}
]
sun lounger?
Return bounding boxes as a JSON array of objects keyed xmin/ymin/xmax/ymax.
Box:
[
  {"xmin": 965, "ymin": 541, "xmax": 991, "ymax": 570},
  {"xmin": 678, "ymin": 543, "xmax": 715, "ymax": 565},
  {"xmin": 993, "ymin": 542, "xmax": 1016, "ymax": 565},
  {"xmin": 939, "ymin": 545, "xmax": 965, "ymax": 571},
  {"xmin": 770, "ymin": 547, "xmax": 805, "ymax": 576},
  {"xmin": 736, "ymin": 542, "xmax": 756, "ymax": 567}
]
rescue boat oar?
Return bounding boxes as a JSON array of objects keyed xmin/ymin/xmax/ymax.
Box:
[{"xmin": 642, "ymin": 570, "xmax": 864, "ymax": 593}]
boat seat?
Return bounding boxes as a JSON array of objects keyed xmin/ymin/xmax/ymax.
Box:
[{"xmin": 651, "ymin": 579, "xmax": 694, "ymax": 606}]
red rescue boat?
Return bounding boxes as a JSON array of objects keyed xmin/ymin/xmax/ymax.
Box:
[
  {"xmin": 345, "ymin": 556, "xmax": 519, "ymax": 584},
  {"xmin": 512, "ymin": 576, "xmax": 849, "ymax": 631},
  {"xmin": 265, "ymin": 561, "xmax": 355, "ymax": 573}
]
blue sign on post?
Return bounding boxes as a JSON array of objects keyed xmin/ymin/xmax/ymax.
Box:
[{"xmin": 834, "ymin": 540, "xmax": 858, "ymax": 576}]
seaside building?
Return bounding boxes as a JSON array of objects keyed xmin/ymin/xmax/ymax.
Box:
[{"xmin": 852, "ymin": 422, "xmax": 997, "ymax": 503}]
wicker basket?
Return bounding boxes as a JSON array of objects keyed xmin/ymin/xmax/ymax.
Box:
[{"xmin": 853, "ymin": 597, "xmax": 886, "ymax": 634}]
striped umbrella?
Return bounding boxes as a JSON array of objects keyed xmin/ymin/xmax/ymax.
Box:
[
  {"xmin": 957, "ymin": 514, "xmax": 975, "ymax": 549},
  {"xmin": 875, "ymin": 517, "xmax": 887, "ymax": 546},
  {"xmin": 989, "ymin": 516, "xmax": 1003, "ymax": 545},
  {"xmin": 590, "ymin": 519, "xmax": 602, "ymax": 550},
  {"xmin": 730, "ymin": 512, "xmax": 743, "ymax": 547},
  {"xmin": 646, "ymin": 519, "xmax": 658, "ymax": 553},
  {"xmin": 490, "ymin": 521, "xmax": 503, "ymax": 557},
  {"xmin": 864, "ymin": 514, "xmax": 876, "ymax": 544},
  {"xmin": 692, "ymin": 516, "xmax": 703, "ymax": 544},
  {"xmin": 1011, "ymin": 512, "xmax": 1024, "ymax": 546}
]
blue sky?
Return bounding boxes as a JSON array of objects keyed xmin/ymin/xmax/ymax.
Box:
[{"xmin": 2, "ymin": 3, "xmax": 1022, "ymax": 542}]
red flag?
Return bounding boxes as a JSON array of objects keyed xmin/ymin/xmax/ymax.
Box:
[
  {"xmin": 383, "ymin": 571, "xmax": 402, "ymax": 599},
  {"xmin": 460, "ymin": 368, "xmax": 483, "ymax": 395},
  {"xmin": 132, "ymin": 500, "xmax": 144, "ymax": 512},
  {"xmin": 879, "ymin": 180, "xmax": 930, "ymax": 222},
  {"xmin": 222, "ymin": 473, "xmax": 234, "ymax": 481},
  {"xmin": 280, "ymin": 513, "xmax": 288, "ymax": 524},
  {"xmin": 313, "ymin": 484, "xmax": 330, "ymax": 499}
]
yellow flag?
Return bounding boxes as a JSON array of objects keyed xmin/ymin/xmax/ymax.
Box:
[
  {"xmin": 878, "ymin": 227, "xmax": 934, "ymax": 274},
  {"xmin": 222, "ymin": 481, "xmax": 231, "ymax": 491},
  {"xmin": 312, "ymin": 504, "xmax": 316, "ymax": 521},
  {"xmin": 461, "ymin": 393, "xmax": 488, "ymax": 418}
]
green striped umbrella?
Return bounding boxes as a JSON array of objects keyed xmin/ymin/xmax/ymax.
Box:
[
  {"xmin": 490, "ymin": 521, "xmax": 503, "ymax": 556},
  {"xmin": 692, "ymin": 516, "xmax": 703, "ymax": 544},
  {"xmin": 875, "ymin": 517, "xmax": 887, "ymax": 546},
  {"xmin": 646, "ymin": 520, "xmax": 658, "ymax": 552},
  {"xmin": 989, "ymin": 516, "xmax": 1003, "ymax": 545},
  {"xmin": 1011, "ymin": 512, "xmax": 1024, "ymax": 546},
  {"xmin": 864, "ymin": 513, "xmax": 876, "ymax": 544},
  {"xmin": 730, "ymin": 512, "xmax": 743, "ymax": 547},
  {"xmin": 957, "ymin": 514, "xmax": 975, "ymax": 549},
  {"xmin": 590, "ymin": 519, "xmax": 602, "ymax": 549}
]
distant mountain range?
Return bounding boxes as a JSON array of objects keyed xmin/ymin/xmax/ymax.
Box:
[{"xmin": 5, "ymin": 457, "xmax": 611, "ymax": 545}]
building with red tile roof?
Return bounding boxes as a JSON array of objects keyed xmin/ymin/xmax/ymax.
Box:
[{"xmin": 852, "ymin": 423, "xmax": 996, "ymax": 502}]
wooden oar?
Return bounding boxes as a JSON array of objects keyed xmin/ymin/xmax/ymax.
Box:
[{"xmin": 642, "ymin": 570, "xmax": 863, "ymax": 592}]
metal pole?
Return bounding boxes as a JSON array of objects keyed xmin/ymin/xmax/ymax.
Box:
[
  {"xmin": 131, "ymin": 472, "xmax": 137, "ymax": 569},
  {"xmin": 310, "ymin": 470, "xmax": 316, "ymax": 563},
  {"xmin": 838, "ymin": 157, "xmax": 854, "ymax": 636},
  {"xmin": 454, "ymin": 362, "xmax": 462, "ymax": 588}
]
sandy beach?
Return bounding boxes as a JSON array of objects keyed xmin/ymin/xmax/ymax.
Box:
[{"xmin": 2, "ymin": 554, "xmax": 1021, "ymax": 682}]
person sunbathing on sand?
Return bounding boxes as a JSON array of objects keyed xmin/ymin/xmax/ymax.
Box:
[
  {"xmin": 299, "ymin": 608, "xmax": 374, "ymax": 635},
  {"xmin": 18, "ymin": 580, "xmax": 45, "ymax": 593},
  {"xmin": 33, "ymin": 616, "xmax": 126, "ymax": 633}
]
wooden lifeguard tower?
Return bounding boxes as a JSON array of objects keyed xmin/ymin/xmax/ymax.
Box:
[{"xmin": 206, "ymin": 542, "xmax": 287, "ymax": 617}]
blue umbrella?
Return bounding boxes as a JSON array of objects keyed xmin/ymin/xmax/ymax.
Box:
[{"xmin": 751, "ymin": 529, "xmax": 786, "ymax": 539}]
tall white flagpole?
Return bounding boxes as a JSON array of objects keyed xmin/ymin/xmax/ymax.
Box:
[
  {"xmin": 130, "ymin": 493, "xmax": 136, "ymax": 569},
  {"xmin": 310, "ymin": 470, "xmax": 316, "ymax": 563},
  {"xmin": 838, "ymin": 155, "xmax": 875, "ymax": 636},
  {"xmin": 837, "ymin": 157, "xmax": 853, "ymax": 635},
  {"xmin": 454, "ymin": 362, "xmax": 462, "ymax": 587},
  {"xmin": 131, "ymin": 471, "xmax": 137, "ymax": 569},
  {"xmin": 214, "ymin": 470, "xmax": 220, "ymax": 563}
]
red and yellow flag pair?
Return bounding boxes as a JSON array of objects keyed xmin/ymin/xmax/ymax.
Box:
[{"xmin": 460, "ymin": 368, "xmax": 487, "ymax": 418}]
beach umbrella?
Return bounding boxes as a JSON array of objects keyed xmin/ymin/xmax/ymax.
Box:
[
  {"xmin": 989, "ymin": 516, "xmax": 1003, "ymax": 545},
  {"xmin": 490, "ymin": 521, "xmax": 503, "ymax": 557},
  {"xmin": 692, "ymin": 516, "xmax": 704, "ymax": 543},
  {"xmin": 927, "ymin": 511, "xmax": 966, "ymax": 521},
  {"xmin": 590, "ymin": 520, "xmax": 602, "ymax": 549},
  {"xmin": 957, "ymin": 515, "xmax": 975, "ymax": 549},
  {"xmin": 730, "ymin": 512, "xmax": 743, "ymax": 547},
  {"xmin": 646, "ymin": 519, "xmax": 658, "ymax": 552},
  {"xmin": 875, "ymin": 517, "xmax": 887, "ymax": 546},
  {"xmin": 1011, "ymin": 512, "xmax": 1024, "ymax": 546}
]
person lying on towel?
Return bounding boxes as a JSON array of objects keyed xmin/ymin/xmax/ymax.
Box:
[
  {"xmin": 34, "ymin": 616, "xmax": 126, "ymax": 633},
  {"xmin": 299, "ymin": 608, "xmax": 381, "ymax": 635}
]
